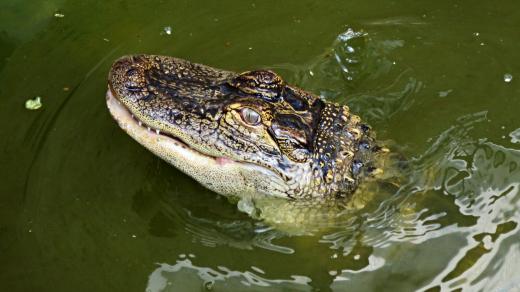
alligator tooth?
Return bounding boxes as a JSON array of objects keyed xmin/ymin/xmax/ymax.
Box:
[
  {"xmin": 147, "ymin": 127, "xmax": 151, "ymax": 132},
  {"xmin": 138, "ymin": 121, "xmax": 142, "ymax": 126},
  {"xmin": 155, "ymin": 129, "xmax": 160, "ymax": 135}
]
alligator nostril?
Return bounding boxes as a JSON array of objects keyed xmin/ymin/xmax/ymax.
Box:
[{"xmin": 126, "ymin": 68, "xmax": 138, "ymax": 77}]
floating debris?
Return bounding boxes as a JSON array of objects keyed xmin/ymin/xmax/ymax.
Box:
[
  {"xmin": 25, "ymin": 96, "xmax": 42, "ymax": 110},
  {"xmin": 163, "ymin": 26, "xmax": 172, "ymax": 35},
  {"xmin": 54, "ymin": 13, "xmax": 65, "ymax": 18},
  {"xmin": 438, "ymin": 89, "xmax": 453, "ymax": 97},
  {"xmin": 504, "ymin": 73, "xmax": 513, "ymax": 83}
]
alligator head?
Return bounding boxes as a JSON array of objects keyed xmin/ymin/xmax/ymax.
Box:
[{"xmin": 107, "ymin": 55, "xmax": 380, "ymax": 199}]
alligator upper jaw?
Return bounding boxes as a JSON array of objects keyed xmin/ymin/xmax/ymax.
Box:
[
  {"xmin": 106, "ymin": 88, "xmax": 289, "ymax": 197},
  {"xmin": 106, "ymin": 88, "xmax": 234, "ymax": 165}
]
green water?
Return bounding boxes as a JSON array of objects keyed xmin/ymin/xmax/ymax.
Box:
[{"xmin": 2, "ymin": 0, "xmax": 520, "ymax": 291}]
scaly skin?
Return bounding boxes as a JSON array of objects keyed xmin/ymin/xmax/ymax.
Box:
[{"xmin": 106, "ymin": 55, "xmax": 387, "ymax": 201}]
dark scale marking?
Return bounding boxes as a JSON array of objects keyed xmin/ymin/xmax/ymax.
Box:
[
  {"xmin": 360, "ymin": 124, "xmax": 370, "ymax": 133},
  {"xmin": 359, "ymin": 141, "xmax": 371, "ymax": 150},
  {"xmin": 352, "ymin": 160, "xmax": 363, "ymax": 176},
  {"xmin": 284, "ymin": 89, "xmax": 308, "ymax": 111}
]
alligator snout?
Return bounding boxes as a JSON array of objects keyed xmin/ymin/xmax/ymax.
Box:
[{"xmin": 108, "ymin": 55, "xmax": 151, "ymax": 101}]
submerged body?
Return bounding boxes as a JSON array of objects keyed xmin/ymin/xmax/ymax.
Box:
[{"xmin": 107, "ymin": 55, "xmax": 388, "ymax": 202}]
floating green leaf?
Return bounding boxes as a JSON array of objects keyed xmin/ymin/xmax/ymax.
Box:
[{"xmin": 25, "ymin": 96, "xmax": 42, "ymax": 110}]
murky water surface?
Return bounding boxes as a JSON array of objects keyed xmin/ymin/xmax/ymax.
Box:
[{"xmin": 1, "ymin": 0, "xmax": 520, "ymax": 291}]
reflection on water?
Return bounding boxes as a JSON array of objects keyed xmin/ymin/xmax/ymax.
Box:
[{"xmin": 147, "ymin": 257, "xmax": 312, "ymax": 291}]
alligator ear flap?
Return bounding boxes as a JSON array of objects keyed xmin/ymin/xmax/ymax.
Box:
[{"xmin": 269, "ymin": 122, "xmax": 311, "ymax": 162}]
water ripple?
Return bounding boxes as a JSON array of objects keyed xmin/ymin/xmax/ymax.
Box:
[{"xmin": 147, "ymin": 257, "xmax": 312, "ymax": 291}]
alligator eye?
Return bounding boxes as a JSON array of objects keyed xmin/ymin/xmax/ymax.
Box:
[{"xmin": 240, "ymin": 108, "xmax": 261, "ymax": 125}]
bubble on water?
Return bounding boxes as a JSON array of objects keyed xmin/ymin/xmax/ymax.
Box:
[
  {"xmin": 510, "ymin": 128, "xmax": 520, "ymax": 143},
  {"xmin": 163, "ymin": 26, "xmax": 172, "ymax": 35},
  {"xmin": 473, "ymin": 32, "xmax": 480, "ymax": 37},
  {"xmin": 337, "ymin": 28, "xmax": 366, "ymax": 42},
  {"xmin": 203, "ymin": 280, "xmax": 214, "ymax": 291},
  {"xmin": 504, "ymin": 73, "xmax": 513, "ymax": 83},
  {"xmin": 54, "ymin": 13, "xmax": 65, "ymax": 18},
  {"xmin": 482, "ymin": 235, "xmax": 493, "ymax": 250}
]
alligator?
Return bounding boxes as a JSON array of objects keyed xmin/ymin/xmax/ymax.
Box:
[{"xmin": 106, "ymin": 55, "xmax": 390, "ymax": 203}]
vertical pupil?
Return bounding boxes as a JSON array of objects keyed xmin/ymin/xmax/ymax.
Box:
[
  {"xmin": 242, "ymin": 108, "xmax": 260, "ymax": 124},
  {"xmin": 248, "ymin": 112, "xmax": 256, "ymax": 122}
]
